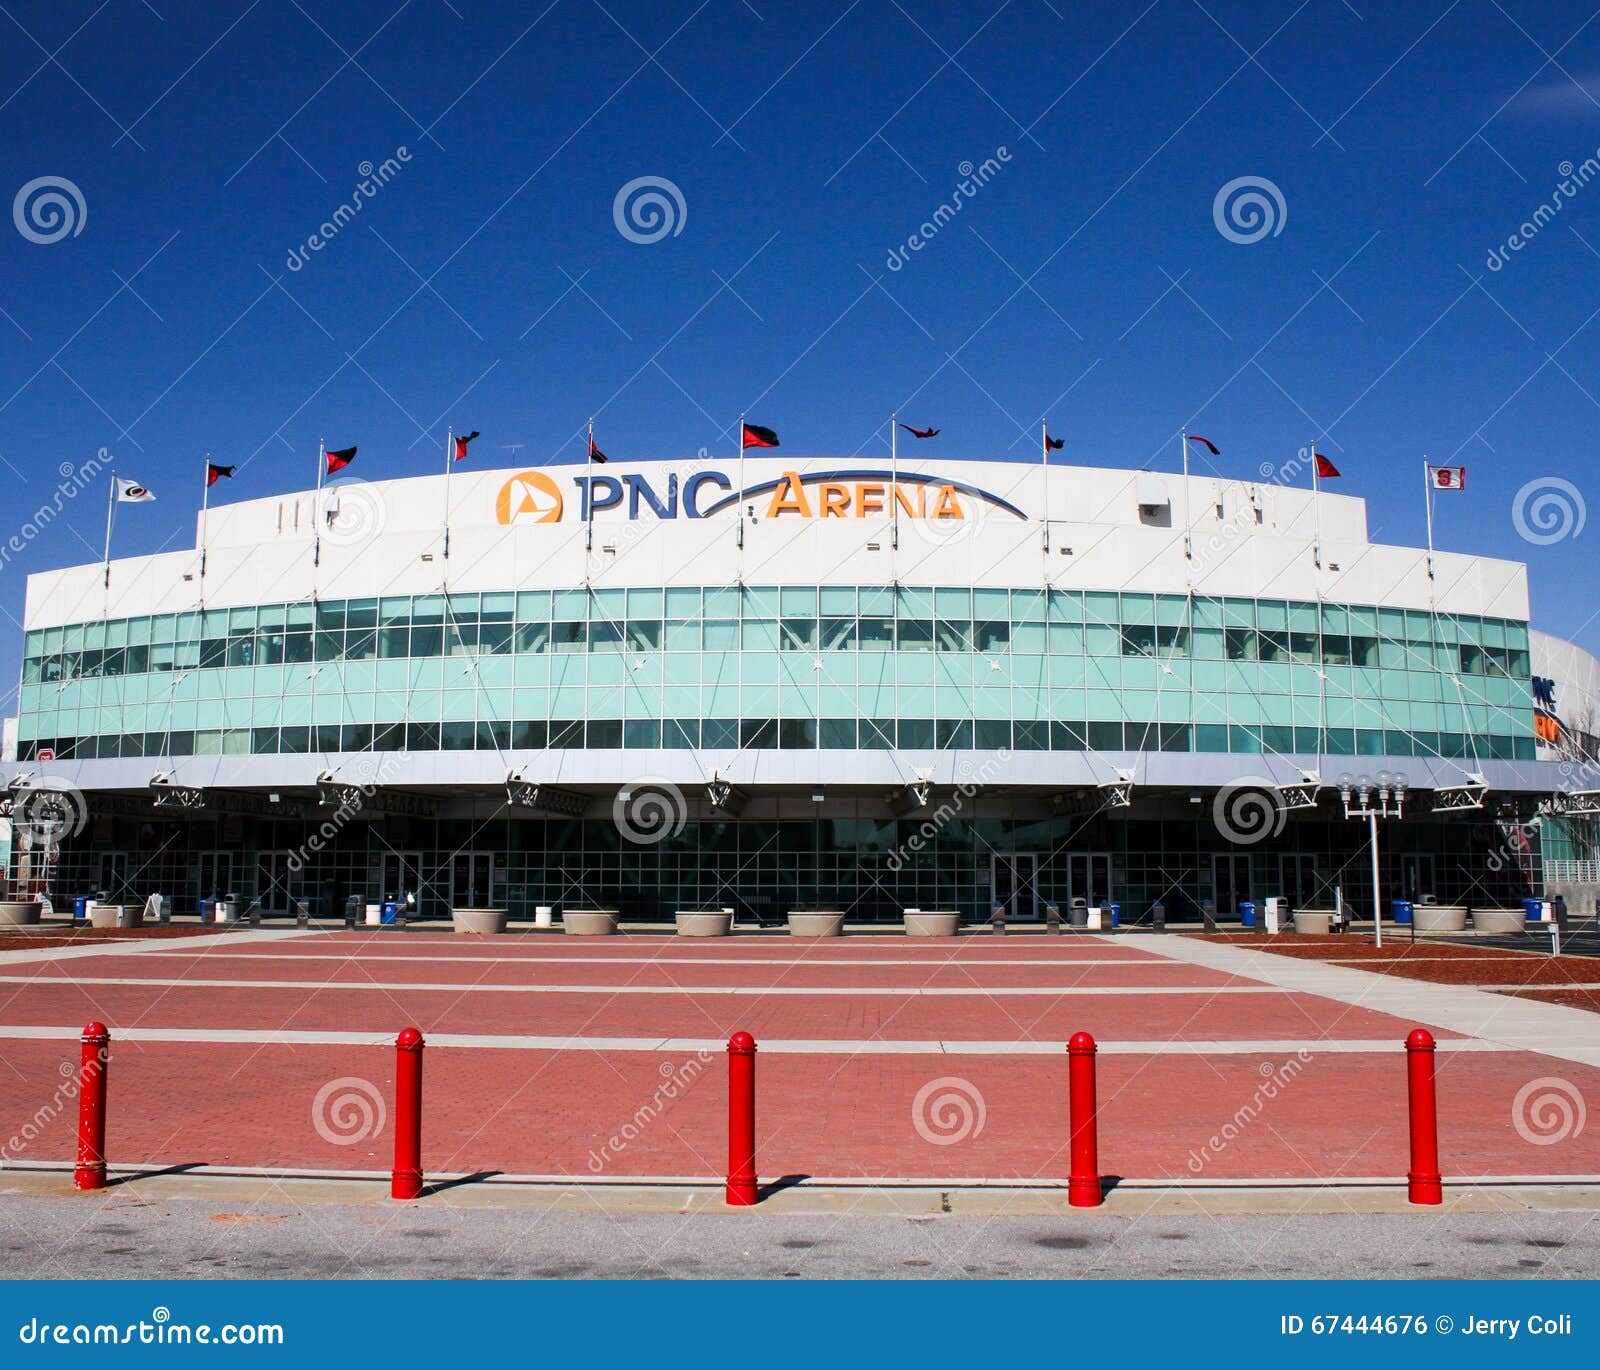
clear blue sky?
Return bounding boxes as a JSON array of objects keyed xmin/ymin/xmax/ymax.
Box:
[{"xmin": 2, "ymin": 0, "xmax": 1599, "ymax": 706}]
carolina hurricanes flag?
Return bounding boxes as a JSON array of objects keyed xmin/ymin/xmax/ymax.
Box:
[
  {"xmin": 325, "ymin": 445, "xmax": 356, "ymax": 475},
  {"xmin": 453, "ymin": 430, "xmax": 479, "ymax": 462},
  {"xmin": 1313, "ymin": 452, "xmax": 1340, "ymax": 479},
  {"xmin": 205, "ymin": 462, "xmax": 236, "ymax": 487},
  {"xmin": 1429, "ymin": 465, "xmax": 1466, "ymax": 490},
  {"xmin": 742, "ymin": 423, "xmax": 780, "ymax": 449},
  {"xmin": 1185, "ymin": 434, "xmax": 1220, "ymax": 456},
  {"xmin": 588, "ymin": 434, "xmax": 608, "ymax": 464}
]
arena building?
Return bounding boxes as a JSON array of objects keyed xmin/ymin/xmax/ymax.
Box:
[{"xmin": 8, "ymin": 453, "xmax": 1597, "ymax": 924}]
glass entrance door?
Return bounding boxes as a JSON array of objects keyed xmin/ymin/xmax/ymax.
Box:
[
  {"xmin": 97, "ymin": 851, "xmax": 129, "ymax": 901},
  {"xmin": 1399, "ymin": 855, "xmax": 1436, "ymax": 901},
  {"xmin": 1279, "ymin": 853, "xmax": 1320, "ymax": 908},
  {"xmin": 197, "ymin": 851, "xmax": 234, "ymax": 910},
  {"xmin": 451, "ymin": 852, "xmax": 495, "ymax": 911},
  {"xmin": 989, "ymin": 854, "xmax": 1039, "ymax": 920},
  {"xmin": 1212, "ymin": 853, "xmax": 1251, "ymax": 917},
  {"xmin": 1068, "ymin": 852, "xmax": 1112, "ymax": 909},
  {"xmin": 380, "ymin": 850, "xmax": 423, "ymax": 913}
]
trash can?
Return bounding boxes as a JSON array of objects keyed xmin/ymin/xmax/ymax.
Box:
[
  {"xmin": 534, "ymin": 905, "xmax": 553, "ymax": 928},
  {"xmin": 1108, "ymin": 902, "xmax": 1120, "ymax": 928},
  {"xmin": 381, "ymin": 899, "xmax": 399, "ymax": 926},
  {"xmin": 1068, "ymin": 898, "xmax": 1088, "ymax": 928},
  {"xmin": 1239, "ymin": 900, "xmax": 1257, "ymax": 928},
  {"xmin": 1393, "ymin": 899, "xmax": 1413, "ymax": 926},
  {"xmin": 73, "ymin": 895, "xmax": 89, "ymax": 923},
  {"xmin": 1522, "ymin": 896, "xmax": 1544, "ymax": 923}
]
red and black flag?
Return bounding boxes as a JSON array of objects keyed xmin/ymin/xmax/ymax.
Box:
[
  {"xmin": 898, "ymin": 423, "xmax": 940, "ymax": 439},
  {"xmin": 205, "ymin": 462, "xmax": 235, "ymax": 487},
  {"xmin": 588, "ymin": 433, "xmax": 608, "ymax": 464},
  {"xmin": 741, "ymin": 422, "xmax": 780, "ymax": 449},
  {"xmin": 1185, "ymin": 434, "xmax": 1220, "ymax": 456},
  {"xmin": 1045, "ymin": 433, "xmax": 1064, "ymax": 451},
  {"xmin": 1313, "ymin": 452, "xmax": 1341, "ymax": 479},
  {"xmin": 325, "ymin": 445, "xmax": 357, "ymax": 475},
  {"xmin": 454, "ymin": 430, "xmax": 480, "ymax": 462}
]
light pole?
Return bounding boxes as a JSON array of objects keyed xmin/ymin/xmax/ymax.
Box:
[{"xmin": 1339, "ymin": 775, "xmax": 1406, "ymax": 948}]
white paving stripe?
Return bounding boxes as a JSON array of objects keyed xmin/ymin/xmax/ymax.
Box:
[
  {"xmin": 59, "ymin": 951, "xmax": 1176, "ymax": 969},
  {"xmin": 0, "ymin": 974, "xmax": 1284, "ymax": 998},
  {"xmin": 0, "ymin": 1024, "xmax": 1515, "ymax": 1055}
]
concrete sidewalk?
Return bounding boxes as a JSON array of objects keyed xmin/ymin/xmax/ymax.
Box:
[{"xmin": 1136, "ymin": 934, "xmax": 1600, "ymax": 1068}]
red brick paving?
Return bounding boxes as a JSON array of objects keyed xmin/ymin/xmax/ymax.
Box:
[{"xmin": 0, "ymin": 931, "xmax": 1588, "ymax": 1181}]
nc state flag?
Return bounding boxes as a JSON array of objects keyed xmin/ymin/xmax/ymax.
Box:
[{"xmin": 1429, "ymin": 465, "xmax": 1466, "ymax": 490}]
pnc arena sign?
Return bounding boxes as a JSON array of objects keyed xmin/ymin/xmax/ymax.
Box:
[{"xmin": 493, "ymin": 467, "xmax": 1025, "ymax": 526}]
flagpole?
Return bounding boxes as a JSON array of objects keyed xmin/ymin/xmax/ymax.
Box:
[
  {"xmin": 102, "ymin": 472, "xmax": 116, "ymax": 587},
  {"xmin": 890, "ymin": 413, "xmax": 898, "ymax": 550},
  {"xmin": 737, "ymin": 410, "xmax": 746, "ymax": 552},
  {"xmin": 586, "ymin": 417, "xmax": 595, "ymax": 555},
  {"xmin": 314, "ymin": 439, "xmax": 324, "ymax": 569},
  {"xmin": 443, "ymin": 426, "xmax": 454, "ymax": 563},
  {"xmin": 1041, "ymin": 420, "xmax": 1051, "ymax": 554},
  {"xmin": 1311, "ymin": 438, "xmax": 1322, "ymax": 569},
  {"xmin": 199, "ymin": 453, "xmax": 211, "ymax": 585},
  {"xmin": 1180, "ymin": 427, "xmax": 1192, "ymax": 562},
  {"xmin": 1423, "ymin": 457, "xmax": 1435, "ymax": 583}
]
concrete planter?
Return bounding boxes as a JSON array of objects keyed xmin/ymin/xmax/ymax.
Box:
[
  {"xmin": 676, "ymin": 911, "xmax": 733, "ymax": 937},
  {"xmin": 787, "ymin": 912, "xmax": 844, "ymax": 938},
  {"xmin": 1471, "ymin": 908, "xmax": 1526, "ymax": 934},
  {"xmin": 563, "ymin": 910, "xmax": 619, "ymax": 936},
  {"xmin": 0, "ymin": 900, "xmax": 43, "ymax": 927},
  {"xmin": 1411, "ymin": 903, "xmax": 1468, "ymax": 933},
  {"xmin": 88, "ymin": 904, "xmax": 140, "ymax": 930},
  {"xmin": 905, "ymin": 910, "xmax": 961, "ymax": 937},
  {"xmin": 1293, "ymin": 910, "xmax": 1334, "ymax": 935},
  {"xmin": 453, "ymin": 908, "xmax": 508, "ymax": 935}
]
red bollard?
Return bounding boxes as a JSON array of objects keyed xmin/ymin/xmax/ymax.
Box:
[
  {"xmin": 390, "ymin": 1027, "xmax": 425, "ymax": 1201},
  {"xmin": 1405, "ymin": 1027, "xmax": 1442, "ymax": 1205},
  {"xmin": 74, "ymin": 1022, "xmax": 110, "ymax": 1191},
  {"xmin": 725, "ymin": 1031, "xmax": 758, "ymax": 1206},
  {"xmin": 1067, "ymin": 1031, "xmax": 1102, "ymax": 1207}
]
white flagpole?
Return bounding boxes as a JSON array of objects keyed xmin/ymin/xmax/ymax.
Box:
[
  {"xmin": 1423, "ymin": 458, "xmax": 1435, "ymax": 582},
  {"xmin": 103, "ymin": 472, "xmax": 116, "ymax": 587},
  {"xmin": 586, "ymin": 416, "xmax": 595, "ymax": 555},
  {"xmin": 737, "ymin": 411, "xmax": 746, "ymax": 551},
  {"xmin": 1180, "ymin": 428, "xmax": 1192, "ymax": 561},
  {"xmin": 890, "ymin": 413, "xmax": 898, "ymax": 550},
  {"xmin": 443, "ymin": 426, "xmax": 454, "ymax": 562},
  {"xmin": 200, "ymin": 454, "xmax": 211, "ymax": 584},
  {"xmin": 1041, "ymin": 420, "xmax": 1051, "ymax": 553},
  {"xmin": 1310, "ymin": 438, "xmax": 1322, "ymax": 569},
  {"xmin": 314, "ymin": 439, "xmax": 324, "ymax": 568}
]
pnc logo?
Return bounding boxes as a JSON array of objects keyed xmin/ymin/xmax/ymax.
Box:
[{"xmin": 494, "ymin": 470, "xmax": 564, "ymax": 525}]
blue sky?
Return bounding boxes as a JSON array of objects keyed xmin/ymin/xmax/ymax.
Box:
[{"xmin": 2, "ymin": 0, "xmax": 1599, "ymax": 701}]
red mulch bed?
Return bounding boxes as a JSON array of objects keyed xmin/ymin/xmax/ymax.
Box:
[
  {"xmin": 1205, "ymin": 934, "xmax": 1514, "ymax": 960},
  {"xmin": 1499, "ymin": 987, "xmax": 1600, "ymax": 1013},
  {"xmin": 0, "ymin": 926, "xmax": 231, "ymax": 951}
]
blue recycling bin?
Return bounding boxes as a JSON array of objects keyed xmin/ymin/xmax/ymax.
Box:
[
  {"xmin": 1109, "ymin": 902, "xmax": 1120, "ymax": 928},
  {"xmin": 1522, "ymin": 896, "xmax": 1545, "ymax": 923},
  {"xmin": 381, "ymin": 899, "xmax": 399, "ymax": 925},
  {"xmin": 1393, "ymin": 899, "xmax": 1413, "ymax": 925},
  {"xmin": 72, "ymin": 895, "xmax": 88, "ymax": 923},
  {"xmin": 1239, "ymin": 900, "xmax": 1256, "ymax": 928}
]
